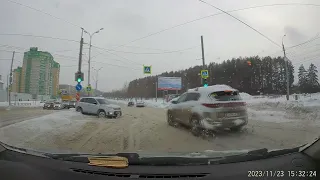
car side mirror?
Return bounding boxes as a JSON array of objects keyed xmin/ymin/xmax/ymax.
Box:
[{"xmin": 171, "ymin": 100, "xmax": 178, "ymax": 104}]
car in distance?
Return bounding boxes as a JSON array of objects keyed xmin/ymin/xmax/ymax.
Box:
[
  {"xmin": 136, "ymin": 101, "xmax": 145, "ymax": 107},
  {"xmin": 43, "ymin": 102, "xmax": 54, "ymax": 110},
  {"xmin": 128, "ymin": 101, "xmax": 134, "ymax": 107},
  {"xmin": 76, "ymin": 97, "xmax": 122, "ymax": 118},
  {"xmin": 167, "ymin": 85, "xmax": 248, "ymax": 136},
  {"xmin": 54, "ymin": 102, "xmax": 64, "ymax": 110}
]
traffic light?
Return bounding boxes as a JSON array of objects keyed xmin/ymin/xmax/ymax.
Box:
[
  {"xmin": 75, "ymin": 72, "xmax": 84, "ymax": 83},
  {"xmin": 203, "ymin": 78, "xmax": 208, "ymax": 87}
]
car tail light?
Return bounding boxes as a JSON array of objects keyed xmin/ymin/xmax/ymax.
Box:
[
  {"xmin": 202, "ymin": 103, "xmax": 221, "ymax": 108},
  {"xmin": 202, "ymin": 102, "xmax": 246, "ymax": 108}
]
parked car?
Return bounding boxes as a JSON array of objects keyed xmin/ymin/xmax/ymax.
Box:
[
  {"xmin": 43, "ymin": 102, "xmax": 54, "ymax": 110},
  {"xmin": 128, "ymin": 101, "xmax": 134, "ymax": 107},
  {"xmin": 54, "ymin": 102, "xmax": 64, "ymax": 110},
  {"xmin": 136, "ymin": 101, "xmax": 145, "ymax": 107},
  {"xmin": 76, "ymin": 97, "xmax": 122, "ymax": 118},
  {"xmin": 167, "ymin": 85, "xmax": 248, "ymax": 136}
]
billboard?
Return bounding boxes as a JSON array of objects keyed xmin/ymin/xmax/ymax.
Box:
[{"xmin": 158, "ymin": 77, "xmax": 182, "ymax": 90}]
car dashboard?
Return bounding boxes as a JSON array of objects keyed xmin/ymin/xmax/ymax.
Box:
[{"xmin": 1, "ymin": 143, "xmax": 319, "ymax": 180}]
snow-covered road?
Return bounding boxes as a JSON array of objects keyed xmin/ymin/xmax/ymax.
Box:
[{"xmin": 0, "ymin": 103, "xmax": 318, "ymax": 154}]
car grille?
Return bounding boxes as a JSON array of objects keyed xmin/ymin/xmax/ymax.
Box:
[{"xmin": 114, "ymin": 108, "xmax": 121, "ymax": 111}]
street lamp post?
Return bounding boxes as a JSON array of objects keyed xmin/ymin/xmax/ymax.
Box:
[
  {"xmin": 92, "ymin": 67, "xmax": 103, "ymax": 91},
  {"xmin": 282, "ymin": 34, "xmax": 289, "ymax": 100},
  {"xmin": 84, "ymin": 28, "xmax": 104, "ymax": 96}
]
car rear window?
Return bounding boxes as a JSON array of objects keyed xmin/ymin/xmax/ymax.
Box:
[{"xmin": 209, "ymin": 91, "xmax": 242, "ymax": 101}]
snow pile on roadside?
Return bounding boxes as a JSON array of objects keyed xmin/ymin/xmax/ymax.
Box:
[
  {"xmin": 0, "ymin": 101, "xmax": 44, "ymax": 107},
  {"xmin": 0, "ymin": 110, "xmax": 87, "ymax": 146}
]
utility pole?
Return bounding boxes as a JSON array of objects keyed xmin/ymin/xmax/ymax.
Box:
[
  {"xmin": 282, "ymin": 35, "xmax": 289, "ymax": 100},
  {"xmin": 201, "ymin": 36, "xmax": 205, "ymax": 68},
  {"xmin": 9, "ymin": 51, "xmax": 15, "ymax": 106},
  {"xmin": 75, "ymin": 28, "xmax": 84, "ymax": 102},
  {"xmin": 88, "ymin": 36, "xmax": 92, "ymax": 96},
  {"xmin": 200, "ymin": 36, "xmax": 206, "ymax": 86}
]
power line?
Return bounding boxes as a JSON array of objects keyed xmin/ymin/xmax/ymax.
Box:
[
  {"xmin": 5, "ymin": 0, "xmax": 81, "ymax": 28},
  {"xmin": 0, "ymin": 33, "xmax": 78, "ymax": 43},
  {"xmin": 198, "ymin": 0, "xmax": 281, "ymax": 48},
  {"xmin": 92, "ymin": 45, "xmax": 199, "ymax": 55},
  {"xmin": 111, "ymin": 3, "xmax": 320, "ymax": 50}
]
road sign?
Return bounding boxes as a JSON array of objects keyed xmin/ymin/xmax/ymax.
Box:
[
  {"xmin": 143, "ymin": 65, "xmax": 151, "ymax": 74},
  {"xmin": 76, "ymin": 93, "xmax": 80, "ymax": 101},
  {"xmin": 86, "ymin": 85, "xmax": 92, "ymax": 92},
  {"xmin": 76, "ymin": 83, "xmax": 82, "ymax": 91},
  {"xmin": 200, "ymin": 70, "xmax": 209, "ymax": 79}
]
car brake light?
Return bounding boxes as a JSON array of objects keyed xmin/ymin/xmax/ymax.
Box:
[
  {"xmin": 202, "ymin": 102, "xmax": 246, "ymax": 108},
  {"xmin": 202, "ymin": 103, "xmax": 221, "ymax": 108}
]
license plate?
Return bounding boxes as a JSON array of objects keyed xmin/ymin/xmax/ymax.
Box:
[{"xmin": 225, "ymin": 113, "xmax": 239, "ymax": 117}]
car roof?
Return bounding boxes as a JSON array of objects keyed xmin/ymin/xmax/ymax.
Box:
[{"xmin": 187, "ymin": 84, "xmax": 238, "ymax": 94}]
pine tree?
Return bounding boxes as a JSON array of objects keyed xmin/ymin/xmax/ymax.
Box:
[
  {"xmin": 307, "ymin": 63, "xmax": 319, "ymax": 93},
  {"xmin": 298, "ymin": 64, "xmax": 308, "ymax": 93}
]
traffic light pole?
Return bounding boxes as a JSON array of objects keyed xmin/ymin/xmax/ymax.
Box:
[
  {"xmin": 201, "ymin": 36, "xmax": 207, "ymax": 86},
  {"xmin": 76, "ymin": 28, "xmax": 84, "ymax": 102},
  {"xmin": 201, "ymin": 36, "xmax": 205, "ymax": 69},
  {"xmin": 9, "ymin": 51, "xmax": 15, "ymax": 107}
]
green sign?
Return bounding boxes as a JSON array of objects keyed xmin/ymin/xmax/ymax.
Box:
[
  {"xmin": 143, "ymin": 65, "xmax": 151, "ymax": 74},
  {"xmin": 86, "ymin": 85, "xmax": 92, "ymax": 92},
  {"xmin": 200, "ymin": 70, "xmax": 209, "ymax": 79}
]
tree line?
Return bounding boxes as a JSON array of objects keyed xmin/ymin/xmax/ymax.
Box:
[{"xmin": 104, "ymin": 56, "xmax": 320, "ymax": 98}]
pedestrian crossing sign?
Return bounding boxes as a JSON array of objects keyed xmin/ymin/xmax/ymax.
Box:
[
  {"xmin": 201, "ymin": 70, "xmax": 209, "ymax": 79},
  {"xmin": 143, "ymin": 65, "xmax": 152, "ymax": 74}
]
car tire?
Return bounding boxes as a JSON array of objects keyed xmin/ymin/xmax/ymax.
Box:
[
  {"xmin": 167, "ymin": 112, "xmax": 175, "ymax": 126},
  {"xmin": 190, "ymin": 117, "xmax": 201, "ymax": 137},
  {"xmin": 78, "ymin": 107, "xmax": 83, "ymax": 114},
  {"xmin": 97, "ymin": 110, "xmax": 106, "ymax": 118},
  {"xmin": 230, "ymin": 125, "xmax": 244, "ymax": 132}
]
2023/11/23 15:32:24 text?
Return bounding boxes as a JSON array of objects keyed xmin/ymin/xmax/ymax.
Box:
[{"xmin": 248, "ymin": 170, "xmax": 317, "ymax": 178}]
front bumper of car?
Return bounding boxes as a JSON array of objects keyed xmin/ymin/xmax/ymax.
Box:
[
  {"xmin": 199, "ymin": 116, "xmax": 248, "ymax": 130},
  {"xmin": 106, "ymin": 110, "xmax": 122, "ymax": 118}
]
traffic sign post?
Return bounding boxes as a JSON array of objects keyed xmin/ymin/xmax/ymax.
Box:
[
  {"xmin": 76, "ymin": 92, "xmax": 80, "ymax": 101},
  {"xmin": 86, "ymin": 85, "xmax": 92, "ymax": 93},
  {"xmin": 200, "ymin": 70, "xmax": 209, "ymax": 79},
  {"xmin": 143, "ymin": 65, "xmax": 151, "ymax": 74},
  {"xmin": 75, "ymin": 83, "xmax": 82, "ymax": 91}
]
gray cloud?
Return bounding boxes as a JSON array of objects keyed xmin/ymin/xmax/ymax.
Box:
[{"xmin": 1, "ymin": 0, "xmax": 320, "ymax": 91}]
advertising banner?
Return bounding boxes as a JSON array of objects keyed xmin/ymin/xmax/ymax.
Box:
[{"xmin": 157, "ymin": 77, "xmax": 182, "ymax": 90}]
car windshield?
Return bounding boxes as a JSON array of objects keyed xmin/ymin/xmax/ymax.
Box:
[
  {"xmin": 210, "ymin": 91, "xmax": 242, "ymax": 101},
  {"xmin": 1, "ymin": 1, "xmax": 319, "ymax": 163}
]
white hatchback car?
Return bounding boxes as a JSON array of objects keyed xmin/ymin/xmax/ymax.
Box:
[{"xmin": 76, "ymin": 97, "xmax": 122, "ymax": 118}]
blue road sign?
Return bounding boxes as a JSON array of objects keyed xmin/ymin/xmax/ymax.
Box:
[
  {"xmin": 143, "ymin": 65, "xmax": 151, "ymax": 74},
  {"xmin": 76, "ymin": 83, "xmax": 82, "ymax": 91}
]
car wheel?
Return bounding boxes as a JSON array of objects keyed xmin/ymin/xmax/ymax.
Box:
[
  {"xmin": 97, "ymin": 110, "xmax": 106, "ymax": 118},
  {"xmin": 78, "ymin": 107, "xmax": 83, "ymax": 114},
  {"xmin": 167, "ymin": 113, "xmax": 175, "ymax": 126},
  {"xmin": 190, "ymin": 117, "xmax": 201, "ymax": 137}
]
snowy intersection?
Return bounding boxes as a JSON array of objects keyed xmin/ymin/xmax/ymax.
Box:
[{"xmin": 0, "ymin": 94, "xmax": 319, "ymax": 154}]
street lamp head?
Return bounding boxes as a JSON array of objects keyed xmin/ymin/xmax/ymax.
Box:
[{"xmin": 100, "ymin": 28, "xmax": 104, "ymax": 31}]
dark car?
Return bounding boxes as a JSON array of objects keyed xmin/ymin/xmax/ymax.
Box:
[
  {"xmin": 128, "ymin": 101, "xmax": 134, "ymax": 107},
  {"xmin": 43, "ymin": 102, "xmax": 54, "ymax": 110}
]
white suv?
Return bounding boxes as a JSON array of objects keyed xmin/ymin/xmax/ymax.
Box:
[{"xmin": 76, "ymin": 97, "xmax": 122, "ymax": 118}]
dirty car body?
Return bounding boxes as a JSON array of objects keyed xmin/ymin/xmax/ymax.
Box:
[
  {"xmin": 76, "ymin": 97, "xmax": 122, "ymax": 118},
  {"xmin": 167, "ymin": 85, "xmax": 248, "ymax": 134}
]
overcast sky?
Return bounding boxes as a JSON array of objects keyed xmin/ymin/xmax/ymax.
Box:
[{"xmin": 0, "ymin": 0, "xmax": 320, "ymax": 92}]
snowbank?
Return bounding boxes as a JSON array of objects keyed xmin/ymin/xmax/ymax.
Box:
[{"xmin": 0, "ymin": 101, "xmax": 44, "ymax": 107}]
